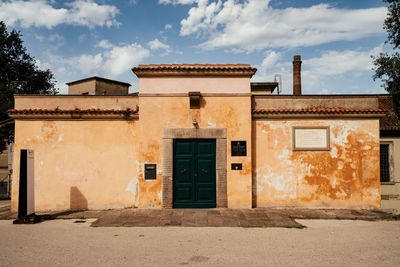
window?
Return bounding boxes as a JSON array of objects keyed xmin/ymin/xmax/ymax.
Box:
[{"xmin": 380, "ymin": 143, "xmax": 393, "ymax": 183}]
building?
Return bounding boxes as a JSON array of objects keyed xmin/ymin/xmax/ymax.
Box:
[
  {"xmin": 8, "ymin": 57, "xmax": 385, "ymax": 211},
  {"xmin": 378, "ymin": 95, "xmax": 400, "ymax": 210},
  {"xmin": 66, "ymin": 76, "xmax": 131, "ymax": 95}
]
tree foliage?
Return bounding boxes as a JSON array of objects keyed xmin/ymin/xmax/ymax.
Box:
[
  {"xmin": 0, "ymin": 21, "xmax": 58, "ymax": 151},
  {"xmin": 373, "ymin": 0, "xmax": 400, "ymax": 114}
]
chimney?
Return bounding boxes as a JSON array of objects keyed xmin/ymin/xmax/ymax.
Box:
[{"xmin": 293, "ymin": 55, "xmax": 302, "ymax": 95}]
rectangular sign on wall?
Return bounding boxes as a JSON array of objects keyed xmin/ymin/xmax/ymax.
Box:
[
  {"xmin": 292, "ymin": 126, "xmax": 330, "ymax": 151},
  {"xmin": 231, "ymin": 141, "xmax": 247, "ymax": 156},
  {"xmin": 144, "ymin": 164, "xmax": 157, "ymax": 180}
]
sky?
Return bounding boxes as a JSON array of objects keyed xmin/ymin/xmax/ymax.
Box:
[{"xmin": 0, "ymin": 0, "xmax": 392, "ymax": 94}]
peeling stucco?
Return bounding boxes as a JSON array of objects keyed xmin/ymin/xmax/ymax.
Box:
[{"xmin": 253, "ymin": 119, "xmax": 380, "ymax": 208}]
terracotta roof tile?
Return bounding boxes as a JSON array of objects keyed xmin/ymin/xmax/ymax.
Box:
[
  {"xmin": 378, "ymin": 95, "xmax": 400, "ymax": 130},
  {"xmin": 7, "ymin": 107, "xmax": 139, "ymax": 115},
  {"xmin": 132, "ymin": 64, "xmax": 257, "ymax": 77},
  {"xmin": 253, "ymin": 108, "xmax": 385, "ymax": 114},
  {"xmin": 134, "ymin": 63, "xmax": 254, "ymax": 70}
]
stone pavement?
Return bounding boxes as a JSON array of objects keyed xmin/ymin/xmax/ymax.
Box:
[{"xmin": 0, "ymin": 199, "xmax": 398, "ymax": 228}]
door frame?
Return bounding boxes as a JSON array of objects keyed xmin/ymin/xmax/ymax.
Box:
[{"xmin": 162, "ymin": 128, "xmax": 227, "ymax": 208}]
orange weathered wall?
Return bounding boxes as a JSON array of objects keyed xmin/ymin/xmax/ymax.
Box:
[
  {"xmin": 11, "ymin": 94, "xmax": 252, "ymax": 211},
  {"xmin": 138, "ymin": 96, "xmax": 252, "ymax": 208},
  {"xmin": 252, "ymin": 119, "xmax": 381, "ymax": 208},
  {"xmin": 139, "ymin": 77, "xmax": 250, "ymax": 94},
  {"xmin": 11, "ymin": 120, "xmax": 140, "ymax": 211}
]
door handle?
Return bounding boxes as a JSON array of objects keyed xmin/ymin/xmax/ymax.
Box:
[
  {"xmin": 180, "ymin": 168, "xmax": 187, "ymax": 174},
  {"xmin": 201, "ymin": 168, "xmax": 208, "ymax": 174}
]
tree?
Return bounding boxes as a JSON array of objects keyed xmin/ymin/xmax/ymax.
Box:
[
  {"xmin": 373, "ymin": 0, "xmax": 400, "ymax": 114},
  {"xmin": 0, "ymin": 21, "xmax": 58, "ymax": 151}
]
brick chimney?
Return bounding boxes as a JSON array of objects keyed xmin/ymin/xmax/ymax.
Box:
[{"xmin": 293, "ymin": 55, "xmax": 302, "ymax": 95}]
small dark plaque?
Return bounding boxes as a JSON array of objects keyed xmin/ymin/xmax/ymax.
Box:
[
  {"xmin": 231, "ymin": 163, "xmax": 242, "ymax": 170},
  {"xmin": 231, "ymin": 141, "xmax": 247, "ymax": 156},
  {"xmin": 144, "ymin": 164, "xmax": 157, "ymax": 180}
]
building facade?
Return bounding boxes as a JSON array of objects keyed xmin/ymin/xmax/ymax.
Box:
[
  {"xmin": 8, "ymin": 62, "xmax": 385, "ymax": 211},
  {"xmin": 378, "ymin": 95, "xmax": 400, "ymax": 210}
]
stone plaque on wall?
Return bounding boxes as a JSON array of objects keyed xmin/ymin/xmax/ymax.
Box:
[{"xmin": 292, "ymin": 126, "xmax": 330, "ymax": 151}]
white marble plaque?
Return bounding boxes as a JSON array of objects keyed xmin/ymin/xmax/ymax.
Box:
[{"xmin": 293, "ymin": 127, "xmax": 329, "ymax": 150}]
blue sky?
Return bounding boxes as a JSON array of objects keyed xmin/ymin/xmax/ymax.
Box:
[{"xmin": 0, "ymin": 0, "xmax": 391, "ymax": 94}]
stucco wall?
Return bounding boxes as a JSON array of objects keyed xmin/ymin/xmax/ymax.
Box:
[
  {"xmin": 137, "ymin": 96, "xmax": 252, "ymax": 208},
  {"xmin": 14, "ymin": 95, "xmax": 138, "ymax": 110},
  {"xmin": 12, "ymin": 120, "xmax": 140, "ymax": 211},
  {"xmin": 95, "ymin": 80, "xmax": 129, "ymax": 95},
  {"xmin": 68, "ymin": 80, "xmax": 96, "ymax": 95},
  {"xmin": 380, "ymin": 137, "xmax": 400, "ymax": 211},
  {"xmin": 11, "ymin": 95, "xmax": 252, "ymax": 211},
  {"xmin": 139, "ymin": 77, "xmax": 251, "ymax": 94},
  {"xmin": 253, "ymin": 119, "xmax": 381, "ymax": 208},
  {"xmin": 253, "ymin": 95, "xmax": 379, "ymax": 110}
]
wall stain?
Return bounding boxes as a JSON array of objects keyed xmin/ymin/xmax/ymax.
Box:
[
  {"xmin": 41, "ymin": 121, "xmax": 58, "ymax": 142},
  {"xmin": 255, "ymin": 120, "xmax": 380, "ymax": 208}
]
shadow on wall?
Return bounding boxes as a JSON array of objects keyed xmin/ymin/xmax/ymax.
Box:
[{"xmin": 70, "ymin": 186, "xmax": 88, "ymax": 210}]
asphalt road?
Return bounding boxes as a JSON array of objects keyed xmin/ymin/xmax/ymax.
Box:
[{"xmin": 0, "ymin": 219, "xmax": 399, "ymax": 266}]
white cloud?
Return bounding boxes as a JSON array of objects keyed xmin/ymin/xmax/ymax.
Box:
[
  {"xmin": 97, "ymin": 40, "xmax": 114, "ymax": 49},
  {"xmin": 0, "ymin": 0, "xmax": 120, "ymax": 29},
  {"xmin": 227, "ymin": 47, "xmax": 246, "ymax": 54},
  {"xmin": 260, "ymin": 50, "xmax": 281, "ymax": 72},
  {"xmin": 38, "ymin": 40, "xmax": 150, "ymax": 93},
  {"xmin": 103, "ymin": 43, "xmax": 150, "ymax": 77},
  {"xmin": 252, "ymin": 45, "xmax": 384, "ymax": 94},
  {"xmin": 303, "ymin": 45, "xmax": 383, "ymax": 77},
  {"xmin": 148, "ymin": 38, "xmax": 170, "ymax": 50},
  {"xmin": 35, "ymin": 34, "xmax": 45, "ymax": 42},
  {"xmin": 68, "ymin": 41, "xmax": 150, "ymax": 77},
  {"xmin": 301, "ymin": 45, "xmax": 384, "ymax": 90},
  {"xmin": 252, "ymin": 50, "xmax": 290, "ymax": 93},
  {"xmin": 70, "ymin": 53, "xmax": 103, "ymax": 75},
  {"xmin": 48, "ymin": 33, "xmax": 65, "ymax": 48},
  {"xmin": 35, "ymin": 59, "xmax": 51, "ymax": 70},
  {"xmin": 129, "ymin": 0, "xmax": 138, "ymax": 5},
  {"xmin": 165, "ymin": 24, "xmax": 173, "ymax": 30},
  {"xmin": 159, "ymin": 0, "xmax": 196, "ymax": 5},
  {"xmin": 179, "ymin": 0, "xmax": 387, "ymax": 51},
  {"xmin": 49, "ymin": 33, "xmax": 63, "ymax": 42}
]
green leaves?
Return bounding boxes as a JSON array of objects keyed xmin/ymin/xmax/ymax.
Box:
[
  {"xmin": 0, "ymin": 21, "xmax": 58, "ymax": 151},
  {"xmin": 373, "ymin": 1, "xmax": 400, "ymax": 115}
]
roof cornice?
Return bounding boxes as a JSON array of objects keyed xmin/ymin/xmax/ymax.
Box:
[
  {"xmin": 252, "ymin": 108, "xmax": 386, "ymax": 119},
  {"xmin": 8, "ymin": 107, "xmax": 139, "ymax": 120},
  {"xmin": 132, "ymin": 64, "xmax": 257, "ymax": 78}
]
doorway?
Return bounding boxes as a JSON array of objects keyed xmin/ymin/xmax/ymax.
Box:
[{"xmin": 173, "ymin": 139, "xmax": 216, "ymax": 208}]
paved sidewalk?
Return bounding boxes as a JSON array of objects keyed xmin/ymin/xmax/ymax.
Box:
[
  {"xmin": 0, "ymin": 199, "xmax": 398, "ymax": 228},
  {"xmin": 90, "ymin": 208, "xmax": 400, "ymax": 228}
]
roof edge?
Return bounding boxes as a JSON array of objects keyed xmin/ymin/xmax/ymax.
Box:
[
  {"xmin": 66, "ymin": 76, "xmax": 131, "ymax": 87},
  {"xmin": 132, "ymin": 64, "xmax": 257, "ymax": 78}
]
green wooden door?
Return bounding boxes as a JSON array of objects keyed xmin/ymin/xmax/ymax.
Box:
[{"xmin": 173, "ymin": 139, "xmax": 216, "ymax": 208}]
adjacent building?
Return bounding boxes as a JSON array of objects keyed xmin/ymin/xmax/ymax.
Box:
[{"xmin": 378, "ymin": 95, "xmax": 400, "ymax": 210}]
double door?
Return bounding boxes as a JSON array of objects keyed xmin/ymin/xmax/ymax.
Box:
[{"xmin": 173, "ymin": 139, "xmax": 216, "ymax": 208}]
